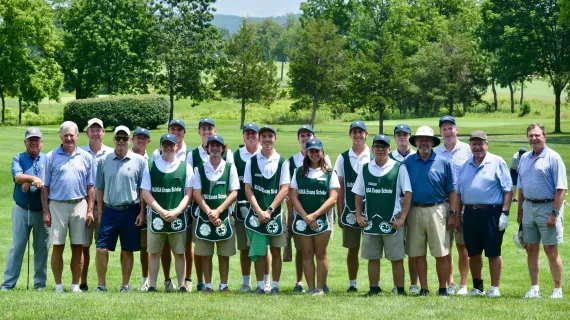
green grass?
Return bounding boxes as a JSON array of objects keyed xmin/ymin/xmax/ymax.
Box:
[{"xmin": 0, "ymin": 114, "xmax": 570, "ymax": 318}]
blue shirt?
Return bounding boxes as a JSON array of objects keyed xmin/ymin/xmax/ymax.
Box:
[
  {"xmin": 12, "ymin": 151, "xmax": 46, "ymax": 211},
  {"xmin": 457, "ymin": 152, "xmax": 512, "ymax": 205},
  {"xmin": 45, "ymin": 145, "xmax": 94, "ymax": 201},
  {"xmin": 403, "ymin": 150, "xmax": 454, "ymax": 204},
  {"xmin": 517, "ymin": 147, "xmax": 567, "ymax": 199},
  {"xmin": 434, "ymin": 141, "xmax": 472, "ymax": 189}
]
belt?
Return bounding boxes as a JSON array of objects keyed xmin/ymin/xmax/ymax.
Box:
[
  {"xmin": 105, "ymin": 203, "xmax": 139, "ymax": 212},
  {"xmin": 526, "ymin": 199, "xmax": 554, "ymax": 204},
  {"xmin": 464, "ymin": 204, "xmax": 501, "ymax": 210},
  {"xmin": 413, "ymin": 201, "xmax": 444, "ymax": 208},
  {"xmin": 54, "ymin": 199, "xmax": 83, "ymax": 204}
]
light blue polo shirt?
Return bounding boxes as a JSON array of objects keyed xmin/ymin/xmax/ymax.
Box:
[
  {"xmin": 45, "ymin": 145, "xmax": 94, "ymax": 201},
  {"xmin": 457, "ymin": 152, "xmax": 512, "ymax": 205},
  {"xmin": 517, "ymin": 147, "xmax": 567, "ymax": 199},
  {"xmin": 403, "ymin": 150, "xmax": 454, "ymax": 204},
  {"xmin": 96, "ymin": 151, "xmax": 146, "ymax": 206},
  {"xmin": 435, "ymin": 141, "xmax": 472, "ymax": 189}
]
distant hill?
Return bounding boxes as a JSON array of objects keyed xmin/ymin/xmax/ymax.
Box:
[{"xmin": 212, "ymin": 14, "xmax": 300, "ymax": 33}]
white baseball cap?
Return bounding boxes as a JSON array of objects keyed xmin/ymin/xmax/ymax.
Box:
[{"xmin": 113, "ymin": 125, "xmax": 130, "ymax": 136}]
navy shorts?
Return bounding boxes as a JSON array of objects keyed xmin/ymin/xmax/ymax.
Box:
[
  {"xmin": 510, "ymin": 169, "xmax": 518, "ymax": 186},
  {"xmin": 463, "ymin": 206, "xmax": 504, "ymax": 258},
  {"xmin": 97, "ymin": 205, "xmax": 141, "ymax": 252}
]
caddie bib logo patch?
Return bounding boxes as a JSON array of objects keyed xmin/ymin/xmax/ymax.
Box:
[
  {"xmin": 380, "ymin": 221, "xmax": 392, "ymax": 233},
  {"xmin": 296, "ymin": 220, "xmax": 307, "ymax": 232},
  {"xmin": 200, "ymin": 224, "xmax": 211, "ymax": 236},
  {"xmin": 346, "ymin": 213, "xmax": 356, "ymax": 225},
  {"xmin": 316, "ymin": 219, "xmax": 324, "ymax": 231},
  {"xmin": 153, "ymin": 218, "xmax": 164, "ymax": 231},
  {"xmin": 364, "ymin": 221, "xmax": 373, "ymax": 231},
  {"xmin": 171, "ymin": 218, "xmax": 183, "ymax": 231},
  {"xmin": 249, "ymin": 215, "xmax": 260, "ymax": 227},
  {"xmin": 266, "ymin": 220, "xmax": 279, "ymax": 234},
  {"xmin": 216, "ymin": 224, "xmax": 227, "ymax": 236}
]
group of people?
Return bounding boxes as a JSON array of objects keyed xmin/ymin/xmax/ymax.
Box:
[{"xmin": 1, "ymin": 115, "xmax": 566, "ymax": 299}]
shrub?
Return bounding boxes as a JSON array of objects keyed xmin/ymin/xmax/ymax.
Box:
[
  {"xmin": 519, "ymin": 101, "xmax": 531, "ymax": 117},
  {"xmin": 63, "ymin": 95, "xmax": 169, "ymax": 131}
]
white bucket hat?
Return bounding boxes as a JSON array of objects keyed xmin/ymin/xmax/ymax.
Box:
[{"xmin": 410, "ymin": 126, "xmax": 441, "ymax": 148}]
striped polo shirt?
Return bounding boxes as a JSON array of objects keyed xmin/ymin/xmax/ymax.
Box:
[
  {"xmin": 517, "ymin": 146, "xmax": 567, "ymax": 200},
  {"xmin": 45, "ymin": 145, "xmax": 94, "ymax": 201}
]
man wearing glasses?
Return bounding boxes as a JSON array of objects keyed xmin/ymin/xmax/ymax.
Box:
[{"xmin": 94, "ymin": 126, "xmax": 147, "ymax": 292}]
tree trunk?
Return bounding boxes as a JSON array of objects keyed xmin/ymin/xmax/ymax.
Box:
[
  {"xmin": 448, "ymin": 94, "xmax": 454, "ymax": 116},
  {"xmin": 414, "ymin": 99, "xmax": 419, "ymax": 115},
  {"xmin": 554, "ymin": 88, "xmax": 562, "ymax": 133},
  {"xmin": 168, "ymin": 65, "xmax": 174, "ymax": 122},
  {"xmin": 378, "ymin": 105, "xmax": 384, "ymax": 134},
  {"xmin": 491, "ymin": 79, "xmax": 498, "ymax": 112},
  {"xmin": 280, "ymin": 61, "xmax": 284, "ymax": 81},
  {"xmin": 18, "ymin": 95, "xmax": 22, "ymax": 125},
  {"xmin": 0, "ymin": 89, "xmax": 5, "ymax": 124},
  {"xmin": 241, "ymin": 97, "xmax": 246, "ymax": 129},
  {"xmin": 520, "ymin": 80, "xmax": 524, "ymax": 106},
  {"xmin": 508, "ymin": 82, "xmax": 514, "ymax": 113},
  {"xmin": 310, "ymin": 95, "xmax": 318, "ymax": 129},
  {"xmin": 76, "ymin": 68, "xmax": 83, "ymax": 99}
]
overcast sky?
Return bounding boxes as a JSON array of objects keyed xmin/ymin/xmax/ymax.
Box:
[{"xmin": 213, "ymin": 0, "xmax": 303, "ymax": 17}]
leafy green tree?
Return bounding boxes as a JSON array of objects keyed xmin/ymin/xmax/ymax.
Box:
[
  {"xmin": 288, "ymin": 19, "xmax": 347, "ymax": 128},
  {"xmin": 214, "ymin": 19, "xmax": 279, "ymax": 128},
  {"xmin": 59, "ymin": 0, "xmax": 156, "ymax": 97},
  {"xmin": 153, "ymin": 0, "xmax": 221, "ymax": 121},
  {"xmin": 0, "ymin": 0, "xmax": 63, "ymax": 124},
  {"xmin": 255, "ymin": 18, "xmax": 282, "ymax": 61},
  {"xmin": 274, "ymin": 13, "xmax": 300, "ymax": 81},
  {"xmin": 300, "ymin": 0, "xmax": 355, "ymax": 35}
]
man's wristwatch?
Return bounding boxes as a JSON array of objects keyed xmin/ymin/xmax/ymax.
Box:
[
  {"xmin": 267, "ymin": 206, "xmax": 274, "ymax": 213},
  {"xmin": 502, "ymin": 210, "xmax": 509, "ymax": 216},
  {"xmin": 449, "ymin": 210, "xmax": 457, "ymax": 215},
  {"xmin": 551, "ymin": 209, "xmax": 560, "ymax": 216}
]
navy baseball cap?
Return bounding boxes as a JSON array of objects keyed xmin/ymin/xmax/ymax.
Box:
[
  {"xmin": 519, "ymin": 148, "xmax": 527, "ymax": 154},
  {"xmin": 25, "ymin": 127, "xmax": 42, "ymax": 139},
  {"xmin": 394, "ymin": 124, "xmax": 411, "ymax": 135},
  {"xmin": 168, "ymin": 119, "xmax": 186, "ymax": 130},
  {"xmin": 297, "ymin": 125, "xmax": 314, "ymax": 136},
  {"xmin": 372, "ymin": 134, "xmax": 390, "ymax": 146},
  {"xmin": 259, "ymin": 125, "xmax": 277, "ymax": 135},
  {"xmin": 306, "ymin": 138, "xmax": 323, "ymax": 150},
  {"xmin": 439, "ymin": 115, "xmax": 456, "ymax": 127},
  {"xmin": 160, "ymin": 134, "xmax": 176, "ymax": 145},
  {"xmin": 133, "ymin": 127, "xmax": 150, "ymax": 138},
  {"xmin": 199, "ymin": 118, "xmax": 215, "ymax": 127},
  {"xmin": 242, "ymin": 123, "xmax": 260, "ymax": 133},
  {"xmin": 350, "ymin": 120, "xmax": 367, "ymax": 132},
  {"xmin": 207, "ymin": 134, "xmax": 225, "ymax": 145}
]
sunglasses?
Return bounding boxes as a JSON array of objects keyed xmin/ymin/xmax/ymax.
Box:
[{"xmin": 115, "ymin": 136, "xmax": 130, "ymax": 142}]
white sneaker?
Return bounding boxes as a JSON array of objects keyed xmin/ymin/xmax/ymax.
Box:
[
  {"xmin": 164, "ymin": 279, "xmax": 176, "ymax": 292},
  {"xmin": 240, "ymin": 284, "xmax": 252, "ymax": 293},
  {"xmin": 524, "ymin": 288, "xmax": 541, "ymax": 298},
  {"xmin": 264, "ymin": 282, "xmax": 271, "ymax": 293},
  {"xmin": 488, "ymin": 289, "xmax": 501, "ymax": 297},
  {"xmin": 551, "ymin": 290, "xmax": 563, "ymax": 299},
  {"xmin": 447, "ymin": 284, "xmax": 456, "ymax": 295},
  {"xmin": 184, "ymin": 279, "xmax": 193, "ymax": 292},
  {"xmin": 55, "ymin": 286, "xmax": 65, "ymax": 293},
  {"xmin": 70, "ymin": 286, "xmax": 82, "ymax": 293},
  {"xmin": 138, "ymin": 280, "xmax": 149, "ymax": 292},
  {"xmin": 409, "ymin": 285, "xmax": 419, "ymax": 294},
  {"xmin": 457, "ymin": 285, "xmax": 468, "ymax": 296},
  {"xmin": 467, "ymin": 288, "xmax": 485, "ymax": 296},
  {"xmin": 1, "ymin": 287, "xmax": 9, "ymax": 291},
  {"xmin": 391, "ymin": 286, "xmax": 397, "ymax": 294}
]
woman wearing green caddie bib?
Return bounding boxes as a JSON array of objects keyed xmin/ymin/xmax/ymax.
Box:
[
  {"xmin": 290, "ymin": 138, "xmax": 340, "ymax": 296},
  {"xmin": 192, "ymin": 135, "xmax": 239, "ymax": 293}
]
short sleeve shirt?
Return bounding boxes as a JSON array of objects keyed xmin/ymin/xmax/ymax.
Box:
[
  {"xmin": 403, "ymin": 151, "xmax": 454, "ymax": 204},
  {"xmin": 191, "ymin": 159, "xmax": 240, "ymax": 191},
  {"xmin": 96, "ymin": 151, "xmax": 146, "ymax": 206},
  {"xmin": 45, "ymin": 146, "xmax": 94, "ymax": 201},
  {"xmin": 517, "ymin": 147, "xmax": 567, "ymax": 199},
  {"xmin": 243, "ymin": 150, "xmax": 290, "ymax": 186},
  {"xmin": 457, "ymin": 153, "xmax": 513, "ymax": 205}
]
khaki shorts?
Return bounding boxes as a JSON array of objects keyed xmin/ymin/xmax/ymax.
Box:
[
  {"xmin": 361, "ymin": 230, "xmax": 405, "ymax": 261},
  {"xmin": 83, "ymin": 205, "xmax": 99, "ymax": 247},
  {"xmin": 406, "ymin": 204, "xmax": 450, "ymax": 258},
  {"xmin": 49, "ymin": 199, "xmax": 87, "ymax": 245},
  {"xmin": 342, "ymin": 226, "xmax": 362, "ymax": 249},
  {"xmin": 195, "ymin": 235, "xmax": 236, "ymax": 257},
  {"xmin": 246, "ymin": 223, "xmax": 289, "ymax": 248},
  {"xmin": 147, "ymin": 229, "xmax": 186, "ymax": 254},
  {"xmin": 235, "ymin": 219, "xmax": 249, "ymax": 251},
  {"xmin": 522, "ymin": 200, "xmax": 564, "ymax": 245}
]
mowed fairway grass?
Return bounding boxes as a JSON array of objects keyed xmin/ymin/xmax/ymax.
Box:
[{"xmin": 0, "ymin": 114, "xmax": 569, "ymax": 319}]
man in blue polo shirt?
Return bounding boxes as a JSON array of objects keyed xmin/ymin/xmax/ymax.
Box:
[
  {"xmin": 517, "ymin": 123, "xmax": 567, "ymax": 299},
  {"xmin": 456, "ymin": 131, "xmax": 512, "ymax": 298},
  {"xmin": 403, "ymin": 126, "xmax": 457, "ymax": 297},
  {"xmin": 42, "ymin": 121, "xmax": 95, "ymax": 293},
  {"xmin": 2, "ymin": 128, "xmax": 49, "ymax": 291}
]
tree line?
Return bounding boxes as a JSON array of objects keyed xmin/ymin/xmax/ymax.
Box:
[{"xmin": 1, "ymin": 0, "xmax": 570, "ymax": 132}]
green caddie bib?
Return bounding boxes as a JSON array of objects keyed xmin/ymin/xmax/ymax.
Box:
[
  {"xmin": 362, "ymin": 161, "xmax": 400, "ymax": 235},
  {"xmin": 149, "ymin": 160, "xmax": 188, "ymax": 234},
  {"xmin": 245, "ymin": 155, "xmax": 285, "ymax": 236},
  {"xmin": 195, "ymin": 162, "xmax": 233, "ymax": 242},
  {"xmin": 189, "ymin": 148, "xmax": 228, "ymax": 219},
  {"xmin": 233, "ymin": 148, "xmax": 250, "ymax": 221},
  {"xmin": 292, "ymin": 168, "xmax": 332, "ymax": 236}
]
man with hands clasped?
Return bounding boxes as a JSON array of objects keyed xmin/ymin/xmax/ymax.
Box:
[
  {"xmin": 353, "ymin": 134, "xmax": 412, "ymax": 296},
  {"xmin": 456, "ymin": 131, "xmax": 512, "ymax": 297}
]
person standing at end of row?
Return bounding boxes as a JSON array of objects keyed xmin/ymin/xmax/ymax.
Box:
[
  {"xmin": 456, "ymin": 131, "xmax": 512, "ymax": 298},
  {"xmin": 2, "ymin": 128, "xmax": 49, "ymax": 291},
  {"xmin": 510, "ymin": 147, "xmax": 526, "ymax": 202},
  {"xmin": 518, "ymin": 123, "xmax": 567, "ymax": 299},
  {"xmin": 42, "ymin": 121, "xmax": 95, "ymax": 293}
]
